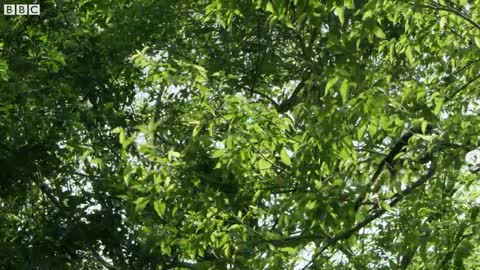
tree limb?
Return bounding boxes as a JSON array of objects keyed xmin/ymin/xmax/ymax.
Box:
[
  {"xmin": 277, "ymin": 75, "xmax": 309, "ymax": 113},
  {"xmin": 39, "ymin": 183, "xmax": 118, "ymax": 270},
  {"xmin": 419, "ymin": 2, "xmax": 480, "ymax": 31},
  {"xmin": 249, "ymin": 88, "xmax": 280, "ymax": 108},
  {"xmin": 91, "ymin": 250, "xmax": 116, "ymax": 270},
  {"xmin": 354, "ymin": 125, "xmax": 431, "ymax": 211},
  {"xmin": 398, "ymin": 247, "xmax": 417, "ymax": 270},
  {"xmin": 270, "ymin": 165, "xmax": 436, "ymax": 251},
  {"xmin": 445, "ymin": 73, "xmax": 480, "ymax": 102},
  {"xmin": 302, "ymin": 165, "xmax": 436, "ymax": 268}
]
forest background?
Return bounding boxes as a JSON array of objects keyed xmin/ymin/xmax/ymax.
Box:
[{"xmin": 1, "ymin": 0, "xmax": 480, "ymax": 269}]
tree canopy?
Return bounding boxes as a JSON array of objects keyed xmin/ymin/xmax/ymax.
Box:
[{"xmin": 1, "ymin": 0, "xmax": 480, "ymax": 269}]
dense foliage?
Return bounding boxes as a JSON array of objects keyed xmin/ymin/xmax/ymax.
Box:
[{"xmin": 1, "ymin": 0, "xmax": 480, "ymax": 269}]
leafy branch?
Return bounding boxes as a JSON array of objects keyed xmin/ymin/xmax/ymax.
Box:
[
  {"xmin": 301, "ymin": 164, "xmax": 436, "ymax": 269},
  {"xmin": 277, "ymin": 75, "xmax": 309, "ymax": 113},
  {"xmin": 354, "ymin": 125, "xmax": 431, "ymax": 211},
  {"xmin": 268, "ymin": 163, "xmax": 435, "ymax": 253},
  {"xmin": 39, "ymin": 183, "xmax": 118, "ymax": 270},
  {"xmin": 419, "ymin": 2, "xmax": 480, "ymax": 31}
]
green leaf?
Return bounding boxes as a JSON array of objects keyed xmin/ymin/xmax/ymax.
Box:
[
  {"xmin": 258, "ymin": 159, "xmax": 272, "ymax": 170},
  {"xmin": 362, "ymin": 10, "xmax": 373, "ymax": 20},
  {"xmin": 168, "ymin": 150, "xmax": 181, "ymax": 160},
  {"xmin": 369, "ymin": 123, "xmax": 377, "ymax": 137},
  {"xmin": 333, "ymin": 178, "xmax": 344, "ymax": 186},
  {"xmin": 280, "ymin": 147, "xmax": 291, "ymax": 165},
  {"xmin": 306, "ymin": 200, "xmax": 317, "ymax": 210},
  {"xmin": 405, "ymin": 46, "xmax": 414, "ymax": 65},
  {"xmin": 266, "ymin": 1, "xmax": 274, "ymax": 13},
  {"xmin": 112, "ymin": 127, "xmax": 123, "ymax": 133},
  {"xmin": 421, "ymin": 120, "xmax": 428, "ymax": 134},
  {"xmin": 224, "ymin": 245, "xmax": 232, "ymax": 257},
  {"xmin": 433, "ymin": 97, "xmax": 444, "ymax": 116},
  {"xmin": 161, "ymin": 242, "xmax": 172, "ymax": 256},
  {"xmin": 439, "ymin": 17, "xmax": 447, "ymax": 29},
  {"xmin": 90, "ymin": 158, "xmax": 104, "ymax": 170},
  {"xmin": 380, "ymin": 201, "xmax": 392, "ymax": 212},
  {"xmin": 474, "ymin": 36, "xmax": 480, "ymax": 49},
  {"xmin": 357, "ymin": 124, "xmax": 367, "ymax": 139},
  {"xmin": 335, "ymin": 7, "xmax": 345, "ymax": 25},
  {"xmin": 192, "ymin": 123, "xmax": 201, "ymax": 137},
  {"xmin": 134, "ymin": 197, "xmax": 150, "ymax": 212},
  {"xmin": 373, "ymin": 26, "xmax": 386, "ymax": 39},
  {"xmin": 340, "ymin": 79, "xmax": 349, "ymax": 103},
  {"xmin": 208, "ymin": 122, "xmax": 214, "ymax": 137},
  {"xmin": 325, "ymin": 76, "xmax": 339, "ymax": 95},
  {"xmin": 153, "ymin": 200, "xmax": 166, "ymax": 217},
  {"xmin": 344, "ymin": 0, "xmax": 355, "ymax": 9},
  {"xmin": 81, "ymin": 149, "xmax": 93, "ymax": 161}
]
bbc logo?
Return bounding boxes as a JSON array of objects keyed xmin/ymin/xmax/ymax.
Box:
[{"xmin": 4, "ymin": 4, "xmax": 40, "ymax": 15}]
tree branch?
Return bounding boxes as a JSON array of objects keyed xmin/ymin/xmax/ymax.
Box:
[
  {"xmin": 354, "ymin": 125, "xmax": 431, "ymax": 211},
  {"xmin": 249, "ymin": 88, "xmax": 280, "ymax": 108},
  {"xmin": 301, "ymin": 165, "xmax": 436, "ymax": 268},
  {"xmin": 91, "ymin": 250, "xmax": 116, "ymax": 270},
  {"xmin": 277, "ymin": 75, "xmax": 309, "ymax": 113},
  {"xmin": 419, "ymin": 2, "xmax": 480, "ymax": 31},
  {"xmin": 398, "ymin": 247, "xmax": 417, "ymax": 270},
  {"xmin": 437, "ymin": 224, "xmax": 469, "ymax": 268},
  {"xmin": 445, "ymin": 73, "xmax": 480, "ymax": 102},
  {"xmin": 270, "ymin": 164, "xmax": 435, "ymax": 252},
  {"xmin": 39, "ymin": 183, "xmax": 118, "ymax": 270}
]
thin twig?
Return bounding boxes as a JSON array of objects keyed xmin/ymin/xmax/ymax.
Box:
[
  {"xmin": 445, "ymin": 73, "xmax": 480, "ymax": 102},
  {"xmin": 249, "ymin": 88, "xmax": 280, "ymax": 108}
]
